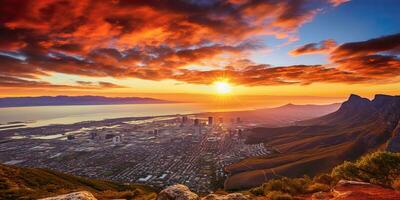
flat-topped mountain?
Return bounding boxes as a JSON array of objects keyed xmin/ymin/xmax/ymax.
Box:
[
  {"xmin": 0, "ymin": 95, "xmax": 172, "ymax": 107},
  {"xmin": 224, "ymin": 94, "xmax": 400, "ymax": 190}
]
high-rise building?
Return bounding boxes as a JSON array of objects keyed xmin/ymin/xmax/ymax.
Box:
[
  {"xmin": 194, "ymin": 118, "xmax": 200, "ymax": 126},
  {"xmin": 236, "ymin": 117, "xmax": 241, "ymax": 123},
  {"xmin": 182, "ymin": 116, "xmax": 188, "ymax": 124},
  {"xmin": 208, "ymin": 117, "xmax": 213, "ymax": 126},
  {"xmin": 238, "ymin": 129, "xmax": 243, "ymax": 138},
  {"xmin": 218, "ymin": 117, "xmax": 223, "ymax": 124},
  {"xmin": 194, "ymin": 126, "xmax": 201, "ymax": 135}
]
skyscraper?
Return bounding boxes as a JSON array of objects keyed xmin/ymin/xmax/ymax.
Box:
[
  {"xmin": 208, "ymin": 117, "xmax": 213, "ymax": 126},
  {"xmin": 194, "ymin": 118, "xmax": 200, "ymax": 126},
  {"xmin": 182, "ymin": 116, "xmax": 188, "ymax": 124}
]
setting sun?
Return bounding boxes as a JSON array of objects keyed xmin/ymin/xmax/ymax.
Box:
[{"xmin": 214, "ymin": 81, "xmax": 232, "ymax": 95}]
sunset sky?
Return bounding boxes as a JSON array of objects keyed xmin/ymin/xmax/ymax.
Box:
[{"xmin": 0, "ymin": 0, "xmax": 399, "ymax": 104}]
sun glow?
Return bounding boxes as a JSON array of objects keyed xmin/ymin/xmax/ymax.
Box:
[{"xmin": 214, "ymin": 80, "xmax": 232, "ymax": 95}]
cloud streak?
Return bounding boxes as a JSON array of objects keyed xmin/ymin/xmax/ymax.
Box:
[{"xmin": 290, "ymin": 39, "xmax": 337, "ymax": 55}]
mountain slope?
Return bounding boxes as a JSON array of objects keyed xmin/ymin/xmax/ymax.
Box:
[
  {"xmin": 0, "ymin": 164, "xmax": 156, "ymax": 199},
  {"xmin": 224, "ymin": 94, "xmax": 400, "ymax": 190}
]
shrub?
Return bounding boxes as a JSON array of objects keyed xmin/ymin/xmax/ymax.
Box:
[
  {"xmin": 332, "ymin": 151, "xmax": 400, "ymax": 188},
  {"xmin": 313, "ymin": 174, "xmax": 334, "ymax": 185},
  {"xmin": 266, "ymin": 191, "xmax": 292, "ymax": 200},
  {"xmin": 0, "ymin": 178, "xmax": 9, "ymax": 190},
  {"xmin": 392, "ymin": 179, "xmax": 400, "ymax": 191},
  {"xmin": 249, "ymin": 186, "xmax": 264, "ymax": 196},
  {"xmin": 305, "ymin": 183, "xmax": 330, "ymax": 193},
  {"xmin": 262, "ymin": 176, "xmax": 313, "ymax": 195}
]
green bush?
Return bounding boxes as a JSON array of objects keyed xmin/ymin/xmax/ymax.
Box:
[{"xmin": 331, "ymin": 151, "xmax": 400, "ymax": 188}]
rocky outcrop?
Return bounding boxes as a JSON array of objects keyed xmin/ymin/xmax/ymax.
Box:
[
  {"xmin": 157, "ymin": 184, "xmax": 200, "ymax": 200},
  {"xmin": 156, "ymin": 185, "xmax": 249, "ymax": 200},
  {"xmin": 331, "ymin": 180, "xmax": 400, "ymax": 200},
  {"xmin": 387, "ymin": 120, "xmax": 400, "ymax": 152},
  {"xmin": 39, "ymin": 191, "xmax": 97, "ymax": 200}
]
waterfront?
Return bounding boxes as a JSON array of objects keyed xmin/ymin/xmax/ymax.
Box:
[{"xmin": 0, "ymin": 103, "xmax": 252, "ymax": 129}]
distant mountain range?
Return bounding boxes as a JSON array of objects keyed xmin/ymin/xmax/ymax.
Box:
[
  {"xmin": 0, "ymin": 96, "xmax": 173, "ymax": 107},
  {"xmin": 224, "ymin": 94, "xmax": 400, "ymax": 190}
]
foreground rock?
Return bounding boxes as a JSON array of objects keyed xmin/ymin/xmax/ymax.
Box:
[
  {"xmin": 330, "ymin": 180, "xmax": 400, "ymax": 200},
  {"xmin": 37, "ymin": 181, "xmax": 400, "ymax": 200},
  {"xmin": 157, "ymin": 184, "xmax": 200, "ymax": 200},
  {"xmin": 39, "ymin": 191, "xmax": 97, "ymax": 200}
]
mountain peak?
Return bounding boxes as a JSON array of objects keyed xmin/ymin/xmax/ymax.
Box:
[
  {"xmin": 325, "ymin": 94, "xmax": 376, "ymax": 123},
  {"xmin": 344, "ymin": 94, "xmax": 371, "ymax": 107},
  {"xmin": 348, "ymin": 94, "xmax": 367, "ymax": 101}
]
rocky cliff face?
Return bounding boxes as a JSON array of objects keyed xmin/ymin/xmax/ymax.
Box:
[
  {"xmin": 387, "ymin": 120, "xmax": 400, "ymax": 152},
  {"xmin": 369, "ymin": 94, "xmax": 400, "ymax": 152}
]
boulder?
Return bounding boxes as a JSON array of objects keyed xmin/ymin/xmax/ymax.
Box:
[
  {"xmin": 39, "ymin": 191, "xmax": 97, "ymax": 200},
  {"xmin": 157, "ymin": 184, "xmax": 200, "ymax": 200}
]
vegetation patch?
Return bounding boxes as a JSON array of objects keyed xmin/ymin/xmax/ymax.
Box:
[{"xmin": 249, "ymin": 151, "xmax": 400, "ymax": 199}]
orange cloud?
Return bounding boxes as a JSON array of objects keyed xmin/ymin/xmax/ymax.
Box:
[
  {"xmin": 1, "ymin": 0, "xmax": 383, "ymax": 89},
  {"xmin": 329, "ymin": 0, "xmax": 350, "ymax": 7},
  {"xmin": 290, "ymin": 39, "xmax": 337, "ymax": 55},
  {"xmin": 330, "ymin": 33, "xmax": 400, "ymax": 61}
]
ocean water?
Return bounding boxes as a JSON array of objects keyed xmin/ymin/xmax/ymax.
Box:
[{"xmin": 0, "ymin": 103, "xmax": 240, "ymax": 128}]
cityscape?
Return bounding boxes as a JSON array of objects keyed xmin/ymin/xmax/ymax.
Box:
[{"xmin": 0, "ymin": 115, "xmax": 270, "ymax": 193}]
